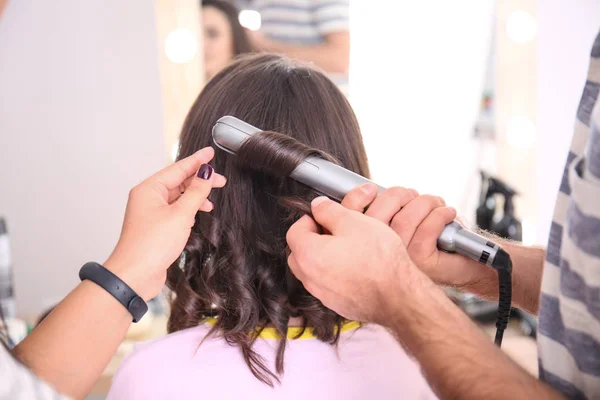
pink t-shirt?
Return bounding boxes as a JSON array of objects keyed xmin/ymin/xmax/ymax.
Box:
[{"xmin": 107, "ymin": 322, "xmax": 437, "ymax": 399}]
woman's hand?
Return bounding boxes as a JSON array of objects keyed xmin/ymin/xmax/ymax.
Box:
[{"xmin": 104, "ymin": 147, "xmax": 226, "ymax": 300}]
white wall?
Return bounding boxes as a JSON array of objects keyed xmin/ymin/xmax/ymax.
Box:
[
  {"xmin": 349, "ymin": 1, "xmax": 495, "ymax": 214},
  {"xmin": 0, "ymin": 1, "xmax": 166, "ymax": 316},
  {"xmin": 536, "ymin": 0, "xmax": 600, "ymax": 244}
]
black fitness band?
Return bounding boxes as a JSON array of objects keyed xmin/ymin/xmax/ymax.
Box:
[{"xmin": 79, "ymin": 262, "xmax": 148, "ymax": 323}]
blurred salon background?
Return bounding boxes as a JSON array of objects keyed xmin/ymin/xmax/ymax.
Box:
[{"xmin": 1, "ymin": 0, "xmax": 600, "ymax": 397}]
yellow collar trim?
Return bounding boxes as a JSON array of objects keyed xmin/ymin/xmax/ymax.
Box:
[{"xmin": 204, "ymin": 318, "xmax": 361, "ymax": 340}]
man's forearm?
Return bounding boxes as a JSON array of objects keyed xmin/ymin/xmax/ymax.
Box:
[
  {"xmin": 390, "ymin": 268, "xmax": 562, "ymax": 400},
  {"xmin": 265, "ymin": 41, "xmax": 349, "ymax": 74},
  {"xmin": 452, "ymin": 237, "xmax": 545, "ymax": 315},
  {"xmin": 498, "ymin": 240, "xmax": 545, "ymax": 314},
  {"xmin": 14, "ymin": 279, "xmax": 131, "ymax": 399}
]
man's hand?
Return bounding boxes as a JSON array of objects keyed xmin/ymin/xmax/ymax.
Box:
[
  {"xmin": 339, "ymin": 184, "xmax": 545, "ymax": 313},
  {"xmin": 286, "ymin": 187, "xmax": 560, "ymax": 400},
  {"xmin": 287, "ymin": 195, "xmax": 418, "ymax": 324},
  {"xmin": 104, "ymin": 147, "xmax": 226, "ymax": 300},
  {"xmin": 341, "ymin": 184, "xmax": 499, "ymax": 295}
]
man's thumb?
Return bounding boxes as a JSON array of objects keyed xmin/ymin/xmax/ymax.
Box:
[{"xmin": 311, "ymin": 196, "xmax": 353, "ymax": 234}]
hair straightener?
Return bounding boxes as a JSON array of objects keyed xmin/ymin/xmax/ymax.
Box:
[{"xmin": 212, "ymin": 115, "xmax": 513, "ymax": 346}]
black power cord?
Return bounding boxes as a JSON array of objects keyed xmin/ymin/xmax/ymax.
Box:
[{"xmin": 490, "ymin": 248, "xmax": 513, "ymax": 346}]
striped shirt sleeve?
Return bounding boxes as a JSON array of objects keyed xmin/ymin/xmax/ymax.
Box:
[
  {"xmin": 538, "ymin": 30, "xmax": 600, "ymax": 398},
  {"xmin": 313, "ymin": 0, "xmax": 349, "ymax": 35}
]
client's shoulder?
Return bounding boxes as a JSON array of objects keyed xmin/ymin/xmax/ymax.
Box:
[
  {"xmin": 123, "ymin": 323, "xmax": 212, "ymax": 366},
  {"xmin": 106, "ymin": 324, "xmax": 213, "ymax": 399}
]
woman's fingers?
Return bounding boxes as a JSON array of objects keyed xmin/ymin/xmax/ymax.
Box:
[
  {"xmin": 175, "ymin": 164, "xmax": 219, "ymax": 218},
  {"xmin": 151, "ymin": 147, "xmax": 215, "ymax": 190},
  {"xmin": 146, "ymin": 147, "xmax": 226, "ymax": 203},
  {"xmin": 170, "ymin": 172, "xmax": 226, "ymax": 203},
  {"xmin": 198, "ymin": 199, "xmax": 214, "ymax": 213}
]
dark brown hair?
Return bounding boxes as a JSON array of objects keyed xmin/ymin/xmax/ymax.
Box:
[
  {"xmin": 201, "ymin": 0, "xmax": 253, "ymax": 56},
  {"xmin": 167, "ymin": 53, "xmax": 369, "ymax": 385}
]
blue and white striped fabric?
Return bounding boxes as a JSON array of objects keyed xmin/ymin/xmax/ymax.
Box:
[
  {"xmin": 242, "ymin": 0, "xmax": 349, "ymax": 92},
  {"xmin": 538, "ymin": 30, "xmax": 600, "ymax": 399},
  {"xmin": 251, "ymin": 0, "xmax": 349, "ymax": 43}
]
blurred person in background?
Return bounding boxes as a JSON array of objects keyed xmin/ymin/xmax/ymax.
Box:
[
  {"xmin": 202, "ymin": 0, "xmax": 253, "ymax": 81},
  {"xmin": 239, "ymin": 0, "xmax": 350, "ymax": 93}
]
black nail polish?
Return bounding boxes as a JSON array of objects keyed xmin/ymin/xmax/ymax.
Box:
[{"xmin": 198, "ymin": 164, "xmax": 213, "ymax": 180}]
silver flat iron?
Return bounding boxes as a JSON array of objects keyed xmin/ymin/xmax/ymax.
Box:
[{"xmin": 212, "ymin": 116, "xmax": 500, "ymax": 267}]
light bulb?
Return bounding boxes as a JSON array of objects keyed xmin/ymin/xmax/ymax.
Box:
[
  {"xmin": 506, "ymin": 116, "xmax": 536, "ymax": 150},
  {"xmin": 506, "ymin": 10, "xmax": 537, "ymax": 44},
  {"xmin": 165, "ymin": 29, "xmax": 198, "ymax": 64},
  {"xmin": 239, "ymin": 10, "xmax": 261, "ymax": 31}
]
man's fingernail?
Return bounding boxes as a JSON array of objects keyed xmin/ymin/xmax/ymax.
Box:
[
  {"xmin": 312, "ymin": 196, "xmax": 329, "ymax": 207},
  {"xmin": 197, "ymin": 164, "xmax": 213, "ymax": 180},
  {"xmin": 360, "ymin": 183, "xmax": 377, "ymax": 195}
]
